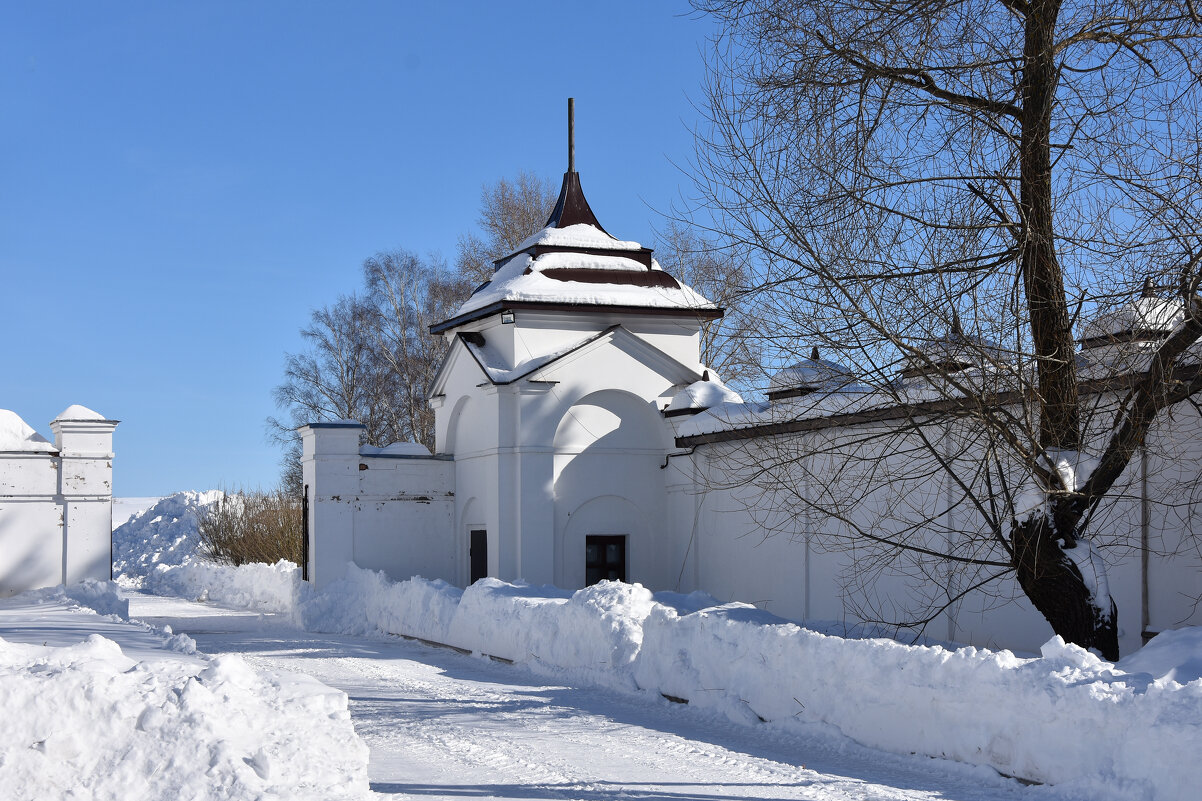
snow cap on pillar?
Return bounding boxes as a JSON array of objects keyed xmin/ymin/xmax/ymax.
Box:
[{"xmin": 50, "ymin": 406, "xmax": 118, "ymax": 456}]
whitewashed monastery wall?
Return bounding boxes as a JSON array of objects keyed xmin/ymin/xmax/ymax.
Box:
[{"xmin": 0, "ymin": 406, "xmax": 118, "ymax": 596}]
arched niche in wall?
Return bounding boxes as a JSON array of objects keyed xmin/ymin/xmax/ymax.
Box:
[
  {"xmin": 551, "ymin": 388, "xmax": 668, "ymax": 455},
  {"xmin": 443, "ymin": 394, "xmax": 472, "ymax": 456},
  {"xmin": 551, "ymin": 388, "xmax": 671, "ymax": 588},
  {"xmin": 556, "ymin": 494, "xmax": 647, "ymax": 589},
  {"xmin": 458, "ymin": 495, "xmax": 485, "ymax": 586}
]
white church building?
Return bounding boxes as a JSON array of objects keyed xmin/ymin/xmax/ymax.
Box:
[{"xmin": 302, "ymin": 146, "xmax": 1202, "ymax": 658}]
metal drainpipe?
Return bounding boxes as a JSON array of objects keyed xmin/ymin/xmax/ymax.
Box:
[
  {"xmin": 1141, "ymin": 447, "xmax": 1150, "ymax": 642},
  {"xmin": 944, "ymin": 424, "xmax": 956, "ymax": 643},
  {"xmin": 804, "ymin": 471, "xmax": 811, "ymax": 622}
]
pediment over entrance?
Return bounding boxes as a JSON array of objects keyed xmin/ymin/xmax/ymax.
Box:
[{"xmin": 430, "ymin": 323, "xmax": 704, "ymax": 401}]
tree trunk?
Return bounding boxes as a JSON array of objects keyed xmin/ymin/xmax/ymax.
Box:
[
  {"xmin": 1010, "ymin": 511, "xmax": 1120, "ymax": 660},
  {"xmin": 1020, "ymin": 0, "xmax": 1079, "ymax": 452},
  {"xmin": 1010, "ymin": 0, "xmax": 1123, "ymax": 660}
]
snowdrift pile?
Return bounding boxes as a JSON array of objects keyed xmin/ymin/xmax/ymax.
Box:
[
  {"xmin": 0, "ymin": 638, "xmax": 369, "ymax": 801},
  {"xmin": 114, "ymin": 492, "xmax": 299, "ymax": 612},
  {"xmin": 112, "ymin": 490, "xmax": 223, "ymax": 578},
  {"xmin": 120, "ymin": 497, "xmax": 1202, "ymax": 800}
]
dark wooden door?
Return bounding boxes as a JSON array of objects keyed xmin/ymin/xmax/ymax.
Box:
[
  {"xmin": 469, "ymin": 529, "xmax": 488, "ymax": 584},
  {"xmin": 585, "ymin": 535, "xmax": 626, "ymax": 585}
]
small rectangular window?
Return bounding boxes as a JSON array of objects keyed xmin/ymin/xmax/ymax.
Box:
[{"xmin": 585, "ymin": 535, "xmax": 626, "ymax": 585}]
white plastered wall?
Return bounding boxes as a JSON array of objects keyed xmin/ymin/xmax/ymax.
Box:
[
  {"xmin": 301, "ymin": 421, "xmax": 456, "ymax": 589},
  {"xmin": 0, "ymin": 408, "xmax": 117, "ymax": 596}
]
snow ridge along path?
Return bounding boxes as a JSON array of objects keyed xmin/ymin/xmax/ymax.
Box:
[{"xmin": 129, "ymin": 592, "xmax": 1043, "ymax": 801}]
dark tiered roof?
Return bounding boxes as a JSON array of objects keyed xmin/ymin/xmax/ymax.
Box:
[{"xmin": 429, "ymin": 101, "xmax": 721, "ymax": 335}]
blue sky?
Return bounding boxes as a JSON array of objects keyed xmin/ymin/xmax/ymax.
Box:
[{"xmin": 0, "ymin": 2, "xmax": 718, "ymax": 496}]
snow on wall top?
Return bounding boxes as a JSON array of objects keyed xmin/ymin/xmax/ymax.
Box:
[
  {"xmin": 0, "ymin": 409, "xmax": 56, "ymax": 452},
  {"xmin": 360, "ymin": 442, "xmax": 432, "ymax": 457},
  {"xmin": 53, "ymin": 404, "xmax": 107, "ymax": 421}
]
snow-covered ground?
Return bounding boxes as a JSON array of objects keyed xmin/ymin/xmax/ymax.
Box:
[
  {"xmin": 0, "ymin": 584, "xmax": 370, "ymax": 800},
  {"xmin": 129, "ymin": 590, "xmax": 1037, "ymax": 801},
  {"xmin": 4, "ymin": 490, "xmax": 1199, "ymax": 800}
]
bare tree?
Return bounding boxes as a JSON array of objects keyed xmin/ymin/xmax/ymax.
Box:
[
  {"xmin": 269, "ymin": 294, "xmax": 378, "ymax": 495},
  {"xmin": 654, "ymin": 221, "xmax": 765, "ymax": 390},
  {"xmin": 456, "ymin": 171, "xmax": 558, "ymax": 284},
  {"xmin": 690, "ymin": 0, "xmax": 1202, "ymax": 658},
  {"xmin": 363, "ymin": 250, "xmax": 472, "ymax": 449},
  {"xmin": 271, "ymin": 253, "xmax": 471, "ymax": 492},
  {"xmin": 273, "ymin": 174, "xmax": 556, "ymax": 492}
]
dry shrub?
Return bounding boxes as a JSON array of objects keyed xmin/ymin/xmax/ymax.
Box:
[{"xmin": 198, "ymin": 488, "xmax": 303, "ymax": 566}]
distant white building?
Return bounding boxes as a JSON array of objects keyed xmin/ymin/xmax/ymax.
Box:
[
  {"xmin": 0, "ymin": 406, "xmax": 118, "ymax": 595},
  {"xmin": 303, "ymin": 150, "xmax": 1202, "ymax": 658}
]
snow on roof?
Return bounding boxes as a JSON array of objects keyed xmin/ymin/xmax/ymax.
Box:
[
  {"xmin": 675, "ymin": 382, "xmax": 940, "ymax": 439},
  {"xmin": 513, "ymin": 223, "xmax": 644, "ymax": 253},
  {"xmin": 898, "ymin": 330, "xmax": 1007, "ymax": 378},
  {"xmin": 769, "ymin": 354, "xmax": 856, "ymax": 393},
  {"xmin": 666, "ymin": 375, "xmax": 744, "ymax": 414},
  {"xmin": 535, "ymin": 251, "xmax": 652, "ymax": 272},
  {"xmin": 1081, "ymin": 296, "xmax": 1184, "ymax": 343},
  {"xmin": 53, "ymin": 404, "xmax": 107, "ymax": 421},
  {"xmin": 0, "ymin": 409, "xmax": 57, "ymax": 452},
  {"xmin": 454, "ymin": 249, "xmax": 716, "ymax": 320}
]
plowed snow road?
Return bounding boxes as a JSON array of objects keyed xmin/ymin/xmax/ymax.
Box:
[{"xmin": 129, "ymin": 593, "xmax": 1049, "ymax": 801}]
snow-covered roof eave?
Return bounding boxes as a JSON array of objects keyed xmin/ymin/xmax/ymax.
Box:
[{"xmin": 430, "ymin": 298, "xmax": 723, "ymax": 335}]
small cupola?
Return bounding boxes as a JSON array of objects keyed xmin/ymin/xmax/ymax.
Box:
[
  {"xmin": 664, "ymin": 370, "xmax": 744, "ymax": 417},
  {"xmin": 899, "ymin": 314, "xmax": 1004, "ymax": 381},
  {"xmin": 1079, "ymin": 277, "xmax": 1183, "ymax": 352},
  {"xmin": 430, "ymin": 99, "xmax": 722, "ymax": 335},
  {"xmin": 767, "ymin": 347, "xmax": 856, "ymax": 401}
]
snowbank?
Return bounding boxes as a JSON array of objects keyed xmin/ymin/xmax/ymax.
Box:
[
  {"xmin": 298, "ymin": 563, "xmax": 460, "ymax": 641},
  {"xmin": 444, "ymin": 578, "xmax": 655, "ymax": 683},
  {"xmin": 18, "ymin": 578, "xmax": 131, "ymax": 620},
  {"xmin": 308, "ymin": 570, "xmax": 1202, "ymax": 800},
  {"xmin": 0, "ymin": 634, "xmax": 370, "ymax": 800},
  {"xmin": 633, "ymin": 605, "xmax": 1202, "ymax": 797},
  {"xmin": 145, "ymin": 559, "xmax": 301, "ymax": 614},
  {"xmin": 113, "ymin": 491, "xmax": 299, "ymax": 613},
  {"xmin": 113, "ymin": 494, "xmax": 1202, "ymax": 800}
]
